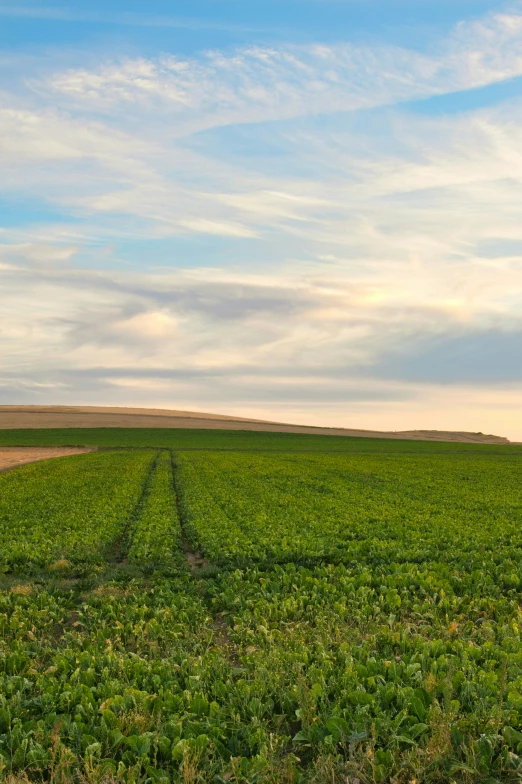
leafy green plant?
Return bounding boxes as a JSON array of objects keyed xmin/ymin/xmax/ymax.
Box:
[
  {"xmin": 0, "ymin": 450, "xmax": 156, "ymax": 572},
  {"xmin": 1, "ymin": 435, "xmax": 522, "ymax": 781},
  {"xmin": 128, "ymin": 451, "xmax": 183, "ymax": 568}
]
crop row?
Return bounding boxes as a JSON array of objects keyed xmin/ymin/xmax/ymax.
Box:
[
  {"xmin": 209, "ymin": 560, "xmax": 522, "ymax": 782},
  {"xmin": 0, "ymin": 579, "xmax": 220, "ymax": 783},
  {"xmin": 0, "ymin": 451, "xmax": 157, "ymax": 572},
  {"xmin": 176, "ymin": 450, "xmax": 522, "ymax": 570},
  {"xmin": 127, "ymin": 451, "xmax": 183, "ymax": 568},
  {"xmin": 3, "ymin": 560, "xmax": 522, "ymax": 782}
]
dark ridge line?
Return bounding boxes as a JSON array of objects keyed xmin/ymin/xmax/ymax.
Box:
[{"xmin": 109, "ymin": 449, "xmax": 161, "ymax": 563}]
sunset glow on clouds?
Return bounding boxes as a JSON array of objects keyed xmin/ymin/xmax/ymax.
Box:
[{"xmin": 1, "ymin": 0, "xmax": 522, "ymax": 438}]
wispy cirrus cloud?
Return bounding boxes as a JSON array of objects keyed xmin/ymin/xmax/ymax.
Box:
[{"xmin": 41, "ymin": 11, "xmax": 522, "ymax": 128}]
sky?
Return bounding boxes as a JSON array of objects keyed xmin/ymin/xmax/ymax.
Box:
[{"xmin": 1, "ymin": 0, "xmax": 522, "ymax": 439}]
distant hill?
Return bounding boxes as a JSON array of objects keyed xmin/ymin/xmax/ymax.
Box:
[{"xmin": 0, "ymin": 406, "xmax": 511, "ymax": 444}]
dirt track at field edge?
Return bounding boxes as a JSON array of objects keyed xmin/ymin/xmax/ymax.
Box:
[{"xmin": 0, "ymin": 447, "xmax": 96, "ymax": 474}]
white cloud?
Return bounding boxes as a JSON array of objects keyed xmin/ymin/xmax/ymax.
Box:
[
  {"xmin": 105, "ymin": 377, "xmax": 180, "ymax": 390},
  {"xmin": 0, "ymin": 108, "xmax": 149, "ymax": 165},
  {"xmin": 1, "ymin": 6, "xmax": 522, "ymax": 437},
  {"xmin": 112, "ymin": 311, "xmax": 178, "ymax": 340},
  {"xmin": 40, "ymin": 11, "xmax": 522, "ymax": 132}
]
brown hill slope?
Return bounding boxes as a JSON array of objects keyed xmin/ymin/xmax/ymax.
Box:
[{"xmin": 0, "ymin": 406, "xmax": 511, "ymax": 444}]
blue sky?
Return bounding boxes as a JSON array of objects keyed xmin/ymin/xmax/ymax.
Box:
[
  {"xmin": 0, "ymin": 2, "xmax": 501, "ymax": 50},
  {"xmin": 1, "ymin": 0, "xmax": 522, "ymax": 437}
]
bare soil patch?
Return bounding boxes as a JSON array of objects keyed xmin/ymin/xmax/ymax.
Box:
[
  {"xmin": 183, "ymin": 539, "xmax": 209, "ymax": 571},
  {"xmin": 0, "ymin": 447, "xmax": 95, "ymax": 473},
  {"xmin": 0, "ymin": 405, "xmax": 511, "ymax": 444},
  {"xmin": 212, "ymin": 614, "xmax": 240, "ymax": 666}
]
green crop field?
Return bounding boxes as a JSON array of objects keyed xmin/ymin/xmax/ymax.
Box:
[
  {"xmin": 1, "ymin": 429, "xmax": 522, "ymax": 783},
  {"xmin": 0, "ymin": 427, "xmax": 520, "ymax": 454}
]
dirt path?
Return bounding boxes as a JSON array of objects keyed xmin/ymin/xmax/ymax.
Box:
[{"xmin": 0, "ymin": 447, "xmax": 95, "ymax": 473}]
